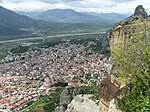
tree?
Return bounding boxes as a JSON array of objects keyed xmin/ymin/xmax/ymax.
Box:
[{"xmin": 111, "ymin": 24, "xmax": 150, "ymax": 112}]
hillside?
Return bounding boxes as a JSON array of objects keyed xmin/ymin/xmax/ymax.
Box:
[
  {"xmin": 36, "ymin": 9, "xmax": 112, "ymax": 24},
  {"xmin": 98, "ymin": 13, "xmax": 127, "ymax": 23},
  {"xmin": 0, "ymin": 6, "xmax": 57, "ymax": 35},
  {"xmin": 0, "ymin": 6, "xmax": 42, "ymax": 29},
  {"xmin": 18, "ymin": 10, "xmax": 126, "ymax": 23},
  {"xmin": 84, "ymin": 12, "xmax": 127, "ymax": 23},
  {"xmin": 17, "ymin": 11, "xmax": 42, "ymax": 19},
  {"xmin": 0, "ymin": 6, "xmax": 114, "ymax": 37}
]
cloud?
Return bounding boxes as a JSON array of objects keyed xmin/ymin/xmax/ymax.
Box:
[
  {"xmin": 0, "ymin": 0, "xmax": 149, "ymax": 14},
  {"xmin": 110, "ymin": 0, "xmax": 136, "ymax": 3},
  {"xmin": 0, "ymin": 0, "xmax": 84, "ymax": 3},
  {"xmin": 0, "ymin": 0, "xmax": 31, "ymax": 3},
  {"xmin": 40, "ymin": 0, "xmax": 84, "ymax": 3}
]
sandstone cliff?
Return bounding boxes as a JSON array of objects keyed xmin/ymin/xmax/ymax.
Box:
[
  {"xmin": 100, "ymin": 5, "xmax": 150, "ymax": 112},
  {"xmin": 108, "ymin": 5, "xmax": 150, "ymax": 49}
]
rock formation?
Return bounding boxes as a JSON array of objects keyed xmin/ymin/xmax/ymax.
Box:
[
  {"xmin": 108, "ymin": 5, "xmax": 150, "ymax": 49},
  {"xmin": 54, "ymin": 86, "xmax": 92, "ymax": 112},
  {"xmin": 65, "ymin": 95, "xmax": 99, "ymax": 112},
  {"xmin": 99, "ymin": 77, "xmax": 127, "ymax": 112},
  {"xmin": 100, "ymin": 5, "xmax": 150, "ymax": 112},
  {"xmin": 133, "ymin": 5, "xmax": 148, "ymax": 19}
]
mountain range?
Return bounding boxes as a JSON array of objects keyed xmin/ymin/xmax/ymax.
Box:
[
  {"xmin": 83, "ymin": 12, "xmax": 127, "ymax": 22},
  {"xmin": 17, "ymin": 9, "xmax": 127, "ymax": 23},
  {"xmin": 0, "ymin": 6, "xmax": 126, "ymax": 36},
  {"xmin": 0, "ymin": 6, "xmax": 60, "ymax": 36},
  {"xmin": 36, "ymin": 9, "xmax": 108, "ymax": 23}
]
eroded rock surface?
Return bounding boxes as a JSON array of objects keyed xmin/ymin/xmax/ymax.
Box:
[
  {"xmin": 108, "ymin": 5, "xmax": 150, "ymax": 49},
  {"xmin": 65, "ymin": 95, "xmax": 99, "ymax": 112},
  {"xmin": 54, "ymin": 86, "xmax": 91, "ymax": 112}
]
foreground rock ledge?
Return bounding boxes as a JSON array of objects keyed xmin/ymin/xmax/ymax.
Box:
[{"xmin": 65, "ymin": 94, "xmax": 99, "ymax": 112}]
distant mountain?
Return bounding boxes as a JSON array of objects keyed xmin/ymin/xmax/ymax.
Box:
[
  {"xmin": 36, "ymin": 9, "xmax": 111, "ymax": 24},
  {"xmin": 0, "ymin": 6, "xmax": 38, "ymax": 29},
  {"xmin": 83, "ymin": 12, "xmax": 127, "ymax": 23},
  {"xmin": 0, "ymin": 6, "xmax": 41, "ymax": 35},
  {"xmin": 0, "ymin": 6, "xmax": 114, "ymax": 37},
  {"xmin": 0, "ymin": 6, "xmax": 66, "ymax": 36},
  {"xmin": 17, "ymin": 10, "xmax": 127, "ymax": 23},
  {"xmin": 98, "ymin": 13, "xmax": 127, "ymax": 22},
  {"xmin": 17, "ymin": 11, "xmax": 42, "ymax": 19}
]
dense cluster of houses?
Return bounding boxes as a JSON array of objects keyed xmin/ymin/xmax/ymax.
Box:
[{"xmin": 0, "ymin": 42, "xmax": 112, "ymax": 111}]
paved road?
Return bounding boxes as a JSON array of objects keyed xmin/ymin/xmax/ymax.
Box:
[{"xmin": 0, "ymin": 32, "xmax": 105, "ymax": 44}]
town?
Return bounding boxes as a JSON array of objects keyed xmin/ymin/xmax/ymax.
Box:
[{"xmin": 0, "ymin": 42, "xmax": 112, "ymax": 111}]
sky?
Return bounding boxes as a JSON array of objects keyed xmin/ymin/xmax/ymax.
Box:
[{"xmin": 0, "ymin": 0, "xmax": 150, "ymax": 14}]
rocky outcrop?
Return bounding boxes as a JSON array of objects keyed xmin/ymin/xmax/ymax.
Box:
[
  {"xmin": 100, "ymin": 5, "xmax": 150, "ymax": 112},
  {"xmin": 54, "ymin": 86, "xmax": 92, "ymax": 112},
  {"xmin": 55, "ymin": 106, "xmax": 66, "ymax": 112},
  {"xmin": 60, "ymin": 87, "xmax": 74, "ymax": 106},
  {"xmin": 108, "ymin": 5, "xmax": 150, "ymax": 49},
  {"xmin": 133, "ymin": 5, "xmax": 148, "ymax": 19},
  {"xmin": 99, "ymin": 77, "xmax": 124, "ymax": 112},
  {"xmin": 65, "ymin": 95, "xmax": 99, "ymax": 112}
]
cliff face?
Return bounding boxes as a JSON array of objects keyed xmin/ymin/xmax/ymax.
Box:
[
  {"xmin": 108, "ymin": 5, "xmax": 150, "ymax": 49},
  {"xmin": 100, "ymin": 5, "xmax": 150, "ymax": 112},
  {"xmin": 99, "ymin": 77, "xmax": 125, "ymax": 112}
]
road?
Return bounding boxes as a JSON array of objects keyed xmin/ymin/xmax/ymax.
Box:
[{"xmin": 0, "ymin": 32, "xmax": 105, "ymax": 44}]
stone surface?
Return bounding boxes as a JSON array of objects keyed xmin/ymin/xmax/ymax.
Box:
[
  {"xmin": 107, "ymin": 5, "xmax": 150, "ymax": 49},
  {"xmin": 55, "ymin": 106, "xmax": 66, "ymax": 112},
  {"xmin": 102, "ymin": 5, "xmax": 150, "ymax": 112},
  {"xmin": 65, "ymin": 95, "xmax": 99, "ymax": 112},
  {"xmin": 60, "ymin": 87, "xmax": 74, "ymax": 105},
  {"xmin": 134, "ymin": 5, "xmax": 148, "ymax": 18},
  {"xmin": 54, "ymin": 86, "xmax": 92, "ymax": 112},
  {"xmin": 99, "ymin": 77, "xmax": 123, "ymax": 112}
]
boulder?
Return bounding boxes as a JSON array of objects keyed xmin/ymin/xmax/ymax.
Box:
[
  {"xmin": 65, "ymin": 95, "xmax": 99, "ymax": 112},
  {"xmin": 54, "ymin": 86, "xmax": 92, "ymax": 112}
]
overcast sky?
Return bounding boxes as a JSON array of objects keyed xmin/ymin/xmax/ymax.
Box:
[{"xmin": 0, "ymin": 0, "xmax": 150, "ymax": 14}]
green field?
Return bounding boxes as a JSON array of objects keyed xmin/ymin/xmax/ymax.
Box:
[{"xmin": 23, "ymin": 87, "xmax": 64, "ymax": 112}]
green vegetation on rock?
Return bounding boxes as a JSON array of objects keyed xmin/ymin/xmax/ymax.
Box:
[
  {"xmin": 80, "ymin": 86, "xmax": 100, "ymax": 102},
  {"xmin": 112, "ymin": 30, "xmax": 150, "ymax": 112}
]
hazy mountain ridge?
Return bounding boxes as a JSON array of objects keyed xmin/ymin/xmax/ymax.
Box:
[
  {"xmin": 17, "ymin": 9, "xmax": 127, "ymax": 23},
  {"xmin": 0, "ymin": 6, "xmax": 79, "ymax": 35},
  {"xmin": 17, "ymin": 11, "xmax": 43, "ymax": 19},
  {"xmin": 97, "ymin": 13, "xmax": 127, "ymax": 22},
  {"xmin": 83, "ymin": 12, "xmax": 127, "ymax": 22},
  {"xmin": 36, "ymin": 9, "xmax": 109, "ymax": 23},
  {"xmin": 0, "ymin": 6, "xmax": 53, "ymax": 35},
  {"xmin": 0, "ymin": 6, "xmax": 114, "ymax": 36},
  {"xmin": 0, "ymin": 6, "xmax": 36, "ymax": 29}
]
